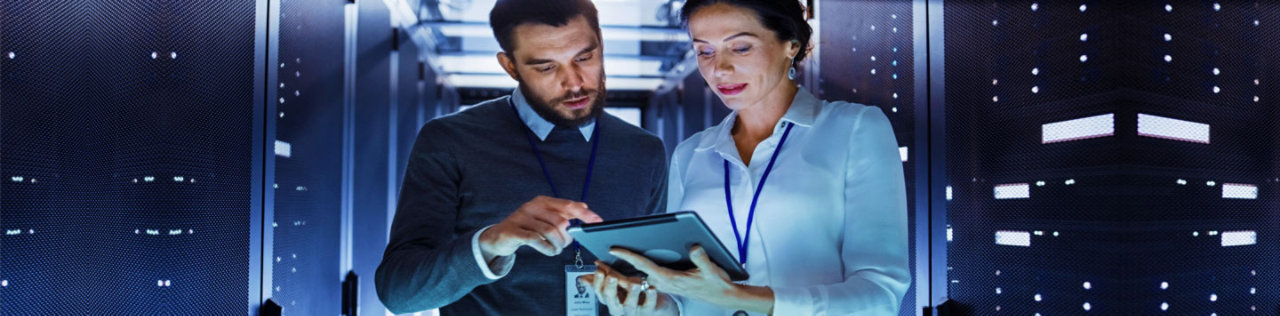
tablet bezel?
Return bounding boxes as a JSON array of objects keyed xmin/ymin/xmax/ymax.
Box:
[{"xmin": 567, "ymin": 211, "xmax": 749, "ymax": 281}]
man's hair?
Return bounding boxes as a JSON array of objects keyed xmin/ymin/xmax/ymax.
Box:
[{"xmin": 489, "ymin": 0, "xmax": 602, "ymax": 54}]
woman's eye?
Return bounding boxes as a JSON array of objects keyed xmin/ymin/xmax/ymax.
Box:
[{"xmin": 733, "ymin": 46, "xmax": 751, "ymax": 54}]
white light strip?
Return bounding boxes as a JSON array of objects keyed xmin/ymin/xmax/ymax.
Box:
[
  {"xmin": 274, "ymin": 140, "xmax": 292, "ymax": 158},
  {"xmin": 995, "ymin": 230, "xmax": 1031, "ymax": 247},
  {"xmin": 383, "ymin": 0, "xmax": 419, "ymax": 28},
  {"xmin": 946, "ymin": 185, "xmax": 953, "ymax": 201},
  {"xmin": 994, "ymin": 183, "xmax": 1031, "ymax": 199},
  {"xmin": 1042, "ymin": 113, "xmax": 1114, "ymax": 144},
  {"xmin": 899, "ymin": 147, "xmax": 909, "ymax": 162},
  {"xmin": 603, "ymin": 108, "xmax": 642, "ymax": 127},
  {"xmin": 437, "ymin": 55, "xmax": 665, "ymax": 77},
  {"xmin": 1138, "ymin": 113, "xmax": 1210, "ymax": 144},
  {"xmin": 1222, "ymin": 183, "xmax": 1258, "ymax": 199},
  {"xmin": 436, "ymin": 24, "xmax": 689, "ymax": 42},
  {"xmin": 445, "ymin": 74, "xmax": 665, "ymax": 91},
  {"xmin": 1221, "ymin": 230, "xmax": 1257, "ymax": 247}
]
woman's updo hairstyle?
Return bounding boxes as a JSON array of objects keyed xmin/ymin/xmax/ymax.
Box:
[{"xmin": 679, "ymin": 0, "xmax": 813, "ymax": 62}]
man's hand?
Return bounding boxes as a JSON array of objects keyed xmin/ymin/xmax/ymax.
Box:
[{"xmin": 478, "ymin": 196, "xmax": 604, "ymax": 259}]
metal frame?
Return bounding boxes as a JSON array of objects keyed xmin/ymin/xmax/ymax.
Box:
[
  {"xmin": 340, "ymin": 0, "xmax": 359, "ymax": 282},
  {"xmin": 911, "ymin": 0, "xmax": 932, "ymax": 313},
  {"xmin": 388, "ymin": 39, "xmax": 401, "ymax": 238},
  {"xmin": 925, "ymin": 0, "xmax": 949, "ymax": 311},
  {"xmin": 260, "ymin": 0, "xmax": 282, "ymax": 309},
  {"xmin": 250, "ymin": 0, "xmax": 270, "ymax": 313}
]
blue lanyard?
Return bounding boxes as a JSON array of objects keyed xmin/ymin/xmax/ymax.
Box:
[
  {"xmin": 509, "ymin": 100, "xmax": 600, "ymax": 264},
  {"xmin": 723, "ymin": 122, "xmax": 794, "ymax": 265}
]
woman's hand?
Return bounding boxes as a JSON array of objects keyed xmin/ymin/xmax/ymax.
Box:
[
  {"xmin": 609, "ymin": 245, "xmax": 775, "ymax": 314},
  {"xmin": 578, "ymin": 261, "xmax": 677, "ymax": 316}
]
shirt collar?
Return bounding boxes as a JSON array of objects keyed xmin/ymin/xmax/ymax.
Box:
[
  {"xmin": 510, "ymin": 88, "xmax": 595, "ymax": 142},
  {"xmin": 695, "ymin": 87, "xmax": 821, "ymax": 152}
]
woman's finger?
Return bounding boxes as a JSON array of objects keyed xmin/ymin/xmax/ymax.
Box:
[
  {"xmin": 590, "ymin": 265, "xmax": 609, "ymax": 304},
  {"xmin": 622, "ymin": 283, "xmax": 641, "ymax": 315},
  {"xmin": 603, "ymin": 276, "xmax": 623, "ymax": 314},
  {"xmin": 641, "ymin": 289, "xmax": 659, "ymax": 311},
  {"xmin": 688, "ymin": 245, "xmax": 724, "ymax": 278},
  {"xmin": 609, "ymin": 248, "xmax": 670, "ymax": 277}
]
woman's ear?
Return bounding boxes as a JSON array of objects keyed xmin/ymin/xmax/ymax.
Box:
[{"xmin": 787, "ymin": 40, "xmax": 802, "ymax": 60}]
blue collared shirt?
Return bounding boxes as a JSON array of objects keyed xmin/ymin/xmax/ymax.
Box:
[{"xmin": 510, "ymin": 88, "xmax": 595, "ymax": 142}]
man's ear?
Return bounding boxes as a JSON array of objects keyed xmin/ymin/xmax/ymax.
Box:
[{"xmin": 497, "ymin": 52, "xmax": 519, "ymax": 81}]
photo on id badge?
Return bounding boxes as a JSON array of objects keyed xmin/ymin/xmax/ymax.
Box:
[{"xmin": 566, "ymin": 265, "xmax": 598, "ymax": 316}]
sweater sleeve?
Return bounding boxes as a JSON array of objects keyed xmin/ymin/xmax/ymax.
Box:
[{"xmin": 374, "ymin": 122, "xmax": 501, "ymax": 314}]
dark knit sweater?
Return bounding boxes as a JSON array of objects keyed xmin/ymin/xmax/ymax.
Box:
[{"xmin": 375, "ymin": 96, "xmax": 667, "ymax": 315}]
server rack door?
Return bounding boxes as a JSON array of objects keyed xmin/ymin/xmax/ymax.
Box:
[
  {"xmin": 395, "ymin": 32, "xmax": 422, "ymax": 198},
  {"xmin": 351, "ymin": 0, "xmax": 394, "ymax": 315},
  {"xmin": 1, "ymin": 0, "xmax": 257, "ymax": 313},
  {"xmin": 269, "ymin": 0, "xmax": 347, "ymax": 313},
  {"xmin": 943, "ymin": 1, "xmax": 1279, "ymax": 314}
]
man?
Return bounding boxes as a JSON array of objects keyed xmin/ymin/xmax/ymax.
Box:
[{"xmin": 374, "ymin": 0, "xmax": 668, "ymax": 314}]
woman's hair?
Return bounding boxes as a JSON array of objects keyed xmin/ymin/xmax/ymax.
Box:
[{"xmin": 679, "ymin": 0, "xmax": 813, "ymax": 62}]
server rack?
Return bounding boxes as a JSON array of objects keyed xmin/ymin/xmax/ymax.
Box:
[
  {"xmin": 1, "ymin": 0, "xmax": 258, "ymax": 313},
  {"xmin": 269, "ymin": 0, "xmax": 347, "ymax": 313},
  {"xmin": 942, "ymin": 1, "xmax": 1279, "ymax": 314}
]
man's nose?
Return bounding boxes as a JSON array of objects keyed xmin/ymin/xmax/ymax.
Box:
[{"xmin": 561, "ymin": 64, "xmax": 585, "ymax": 92}]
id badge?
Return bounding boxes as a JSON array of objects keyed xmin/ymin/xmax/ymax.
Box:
[{"xmin": 565, "ymin": 265, "xmax": 598, "ymax": 316}]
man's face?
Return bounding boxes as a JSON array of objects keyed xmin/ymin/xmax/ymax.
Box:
[{"xmin": 498, "ymin": 15, "xmax": 606, "ymax": 127}]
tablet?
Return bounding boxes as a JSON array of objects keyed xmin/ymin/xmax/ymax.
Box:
[{"xmin": 567, "ymin": 211, "xmax": 749, "ymax": 281}]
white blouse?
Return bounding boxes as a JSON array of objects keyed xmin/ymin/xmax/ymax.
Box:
[{"xmin": 667, "ymin": 88, "xmax": 910, "ymax": 315}]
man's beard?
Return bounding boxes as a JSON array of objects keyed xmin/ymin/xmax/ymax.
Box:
[{"xmin": 517, "ymin": 78, "xmax": 606, "ymax": 128}]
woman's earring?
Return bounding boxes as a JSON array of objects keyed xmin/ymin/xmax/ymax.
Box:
[{"xmin": 787, "ymin": 58, "xmax": 797, "ymax": 80}]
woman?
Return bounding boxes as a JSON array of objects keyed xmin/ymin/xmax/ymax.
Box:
[{"xmin": 581, "ymin": 0, "xmax": 909, "ymax": 315}]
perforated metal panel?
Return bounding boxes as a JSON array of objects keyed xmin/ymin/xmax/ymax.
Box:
[
  {"xmin": 270, "ymin": 0, "xmax": 346, "ymax": 313},
  {"xmin": 944, "ymin": 1, "xmax": 1279, "ymax": 314},
  {"xmin": 1, "ymin": 0, "xmax": 256, "ymax": 313}
]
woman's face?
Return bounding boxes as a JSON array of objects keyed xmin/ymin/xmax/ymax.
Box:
[{"xmin": 687, "ymin": 3, "xmax": 798, "ymax": 111}]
